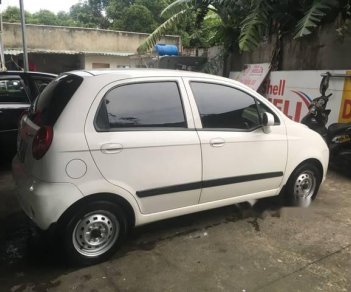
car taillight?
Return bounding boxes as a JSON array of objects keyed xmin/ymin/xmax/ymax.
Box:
[{"xmin": 32, "ymin": 126, "xmax": 53, "ymax": 160}]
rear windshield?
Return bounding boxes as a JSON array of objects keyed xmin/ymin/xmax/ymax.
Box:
[{"xmin": 30, "ymin": 74, "xmax": 83, "ymax": 126}]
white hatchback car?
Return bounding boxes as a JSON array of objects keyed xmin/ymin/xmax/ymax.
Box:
[{"xmin": 12, "ymin": 69, "xmax": 329, "ymax": 265}]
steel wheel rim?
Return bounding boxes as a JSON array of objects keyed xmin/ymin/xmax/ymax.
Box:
[
  {"xmin": 72, "ymin": 210, "xmax": 120, "ymax": 257},
  {"xmin": 294, "ymin": 170, "xmax": 317, "ymax": 200}
]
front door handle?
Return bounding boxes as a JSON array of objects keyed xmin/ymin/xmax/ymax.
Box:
[
  {"xmin": 100, "ymin": 143, "xmax": 123, "ymax": 154},
  {"xmin": 210, "ymin": 138, "xmax": 225, "ymax": 147}
]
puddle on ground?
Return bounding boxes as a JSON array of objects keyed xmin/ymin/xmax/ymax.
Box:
[
  {"xmin": 0, "ymin": 213, "xmax": 29, "ymax": 266},
  {"xmin": 11, "ymin": 280, "xmax": 61, "ymax": 292},
  {"xmin": 0, "ymin": 212, "xmax": 71, "ymax": 291},
  {"xmin": 122, "ymin": 199, "xmax": 282, "ymax": 255},
  {"xmin": 247, "ymin": 218, "xmax": 261, "ymax": 232}
]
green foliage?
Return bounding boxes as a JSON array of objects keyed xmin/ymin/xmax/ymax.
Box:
[
  {"xmin": 139, "ymin": 0, "xmax": 347, "ymax": 55},
  {"xmin": 120, "ymin": 4, "xmax": 156, "ymax": 33},
  {"xmin": 138, "ymin": 9, "xmax": 189, "ymax": 53},
  {"xmin": 294, "ymin": 0, "xmax": 338, "ymax": 39},
  {"xmin": 138, "ymin": 0, "xmax": 247, "ymax": 53},
  {"xmin": 239, "ymin": 0, "xmax": 272, "ymax": 52},
  {"xmin": 2, "ymin": 6, "xmax": 31, "ymax": 23},
  {"xmin": 161, "ymin": 0, "xmax": 191, "ymax": 17},
  {"xmin": 105, "ymin": 0, "xmax": 129, "ymax": 22},
  {"xmin": 135, "ymin": 0, "xmax": 170, "ymax": 21},
  {"xmin": 69, "ymin": 1, "xmax": 109, "ymax": 28},
  {"xmin": 56, "ymin": 12, "xmax": 77, "ymax": 27},
  {"xmin": 2, "ymin": 0, "xmax": 348, "ymax": 55},
  {"xmin": 29, "ymin": 10, "xmax": 59, "ymax": 25},
  {"xmin": 336, "ymin": 1, "xmax": 351, "ymax": 38}
]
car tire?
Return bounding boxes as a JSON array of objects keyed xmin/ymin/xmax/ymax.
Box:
[
  {"xmin": 61, "ymin": 201, "xmax": 128, "ymax": 266},
  {"xmin": 284, "ymin": 163, "xmax": 322, "ymax": 207}
]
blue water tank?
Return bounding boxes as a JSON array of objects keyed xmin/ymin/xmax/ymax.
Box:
[{"xmin": 154, "ymin": 44, "xmax": 179, "ymax": 56}]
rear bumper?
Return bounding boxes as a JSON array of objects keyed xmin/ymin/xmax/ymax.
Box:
[{"xmin": 12, "ymin": 156, "xmax": 83, "ymax": 230}]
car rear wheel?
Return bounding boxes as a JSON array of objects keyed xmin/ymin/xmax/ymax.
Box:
[
  {"xmin": 284, "ymin": 163, "xmax": 322, "ymax": 207},
  {"xmin": 62, "ymin": 201, "xmax": 128, "ymax": 266}
]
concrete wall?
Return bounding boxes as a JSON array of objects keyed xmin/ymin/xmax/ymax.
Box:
[
  {"xmin": 232, "ymin": 21, "xmax": 351, "ymax": 71},
  {"xmin": 84, "ymin": 55, "xmax": 131, "ymax": 69},
  {"xmin": 3, "ymin": 23, "xmax": 180, "ymax": 54},
  {"xmin": 2, "ymin": 22, "xmax": 180, "ymax": 73}
]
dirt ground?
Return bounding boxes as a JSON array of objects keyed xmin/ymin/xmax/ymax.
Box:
[{"xmin": 0, "ymin": 159, "xmax": 350, "ymax": 292}]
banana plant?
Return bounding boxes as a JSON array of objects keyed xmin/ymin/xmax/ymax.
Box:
[
  {"xmin": 239, "ymin": 0, "xmax": 339, "ymax": 52},
  {"xmin": 137, "ymin": 0, "xmax": 194, "ymax": 53},
  {"xmin": 137, "ymin": 0, "xmax": 233, "ymax": 53},
  {"xmin": 239, "ymin": 0, "xmax": 272, "ymax": 52},
  {"xmin": 294, "ymin": 0, "xmax": 338, "ymax": 39},
  {"xmin": 138, "ymin": 0, "xmax": 344, "ymax": 55}
]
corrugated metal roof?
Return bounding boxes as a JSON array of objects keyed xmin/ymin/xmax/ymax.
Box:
[
  {"xmin": 84, "ymin": 51, "xmax": 134, "ymax": 57},
  {"xmin": 4, "ymin": 49, "xmax": 134, "ymax": 57}
]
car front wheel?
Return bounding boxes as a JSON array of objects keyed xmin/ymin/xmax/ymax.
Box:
[
  {"xmin": 62, "ymin": 201, "xmax": 128, "ymax": 265},
  {"xmin": 284, "ymin": 163, "xmax": 322, "ymax": 207}
]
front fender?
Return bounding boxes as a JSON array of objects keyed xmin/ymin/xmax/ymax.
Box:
[{"xmin": 284, "ymin": 123, "xmax": 329, "ymax": 185}]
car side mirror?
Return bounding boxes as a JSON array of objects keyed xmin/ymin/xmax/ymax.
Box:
[{"xmin": 262, "ymin": 112, "xmax": 275, "ymax": 133}]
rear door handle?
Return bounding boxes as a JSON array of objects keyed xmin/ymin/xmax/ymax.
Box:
[
  {"xmin": 100, "ymin": 143, "xmax": 123, "ymax": 154},
  {"xmin": 210, "ymin": 138, "xmax": 225, "ymax": 147}
]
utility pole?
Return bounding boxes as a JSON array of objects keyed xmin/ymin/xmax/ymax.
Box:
[
  {"xmin": 19, "ymin": 0, "xmax": 28, "ymax": 71},
  {"xmin": 0, "ymin": 0, "xmax": 7, "ymax": 71}
]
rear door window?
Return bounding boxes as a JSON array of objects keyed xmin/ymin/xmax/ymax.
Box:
[{"xmin": 29, "ymin": 74, "xmax": 83, "ymax": 126}]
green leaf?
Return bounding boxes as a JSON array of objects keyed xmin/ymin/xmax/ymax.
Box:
[
  {"xmin": 137, "ymin": 9, "xmax": 190, "ymax": 53},
  {"xmin": 239, "ymin": 0, "xmax": 272, "ymax": 52},
  {"xmin": 161, "ymin": 0, "xmax": 191, "ymax": 17},
  {"xmin": 294, "ymin": 0, "xmax": 338, "ymax": 39}
]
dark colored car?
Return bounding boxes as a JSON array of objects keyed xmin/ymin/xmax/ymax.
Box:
[{"xmin": 0, "ymin": 71, "xmax": 56, "ymax": 157}]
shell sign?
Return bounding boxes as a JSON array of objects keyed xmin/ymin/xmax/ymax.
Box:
[
  {"xmin": 339, "ymin": 70, "xmax": 351, "ymax": 123},
  {"xmin": 264, "ymin": 70, "xmax": 350, "ymax": 125},
  {"xmin": 231, "ymin": 69, "xmax": 351, "ymax": 125}
]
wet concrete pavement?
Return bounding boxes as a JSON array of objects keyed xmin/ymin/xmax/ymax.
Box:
[{"xmin": 0, "ymin": 160, "xmax": 350, "ymax": 292}]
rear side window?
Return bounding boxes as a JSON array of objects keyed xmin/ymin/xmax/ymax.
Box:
[
  {"xmin": 0, "ymin": 78, "xmax": 29, "ymax": 103},
  {"xmin": 30, "ymin": 74, "xmax": 83, "ymax": 126},
  {"xmin": 95, "ymin": 82, "xmax": 187, "ymax": 130}
]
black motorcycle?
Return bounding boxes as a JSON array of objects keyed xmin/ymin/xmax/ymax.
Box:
[{"xmin": 301, "ymin": 72, "xmax": 351, "ymax": 167}]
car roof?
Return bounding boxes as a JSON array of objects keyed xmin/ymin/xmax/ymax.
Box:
[{"xmin": 67, "ymin": 68, "xmax": 229, "ymax": 82}]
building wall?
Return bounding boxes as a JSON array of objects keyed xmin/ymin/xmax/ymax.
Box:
[
  {"xmin": 84, "ymin": 55, "xmax": 131, "ymax": 69},
  {"xmin": 3, "ymin": 23, "xmax": 180, "ymax": 54},
  {"xmin": 3, "ymin": 23, "xmax": 180, "ymax": 74},
  {"xmin": 231, "ymin": 21, "xmax": 351, "ymax": 71}
]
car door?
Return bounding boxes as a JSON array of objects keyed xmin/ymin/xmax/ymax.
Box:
[
  {"xmin": 85, "ymin": 77, "xmax": 202, "ymax": 214},
  {"xmin": 183, "ymin": 79, "xmax": 288, "ymax": 203},
  {"xmin": 0, "ymin": 76, "xmax": 31, "ymax": 150}
]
